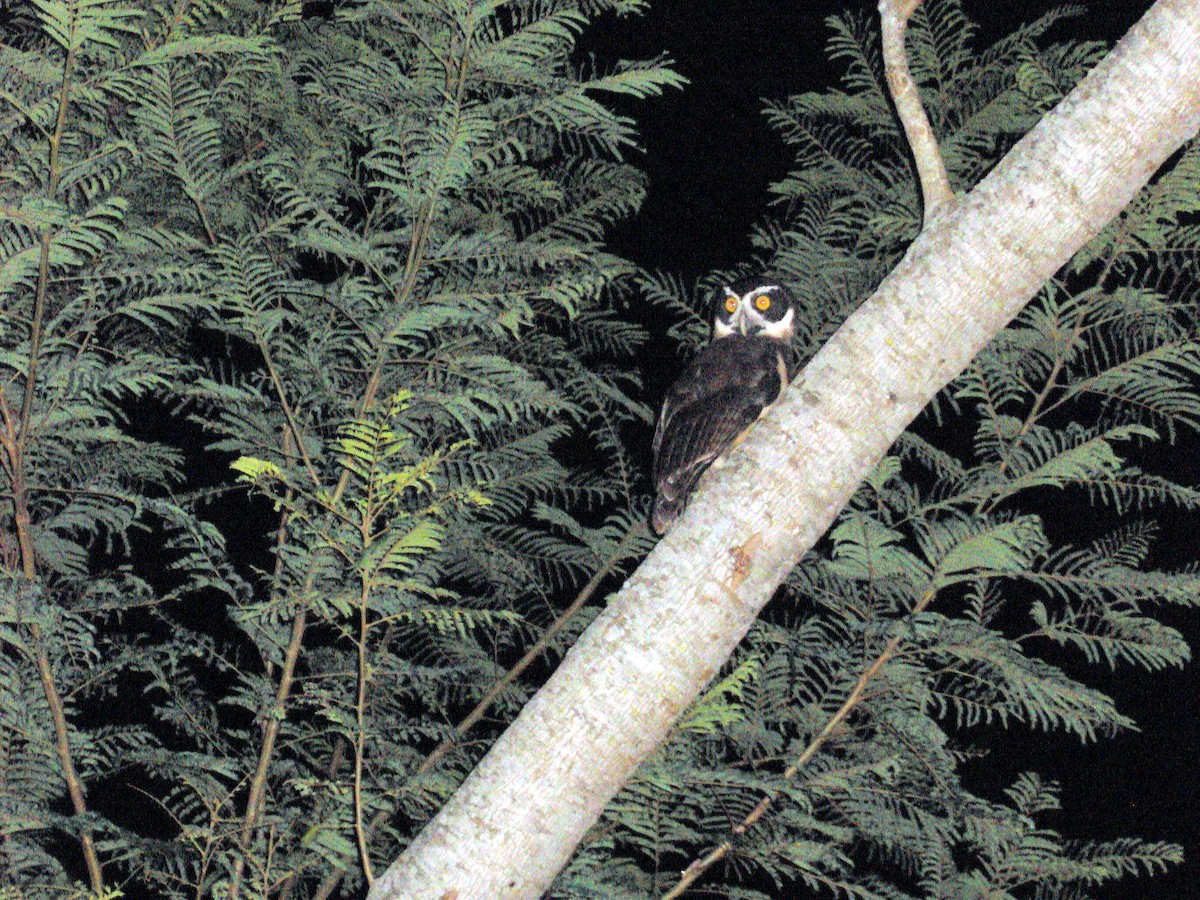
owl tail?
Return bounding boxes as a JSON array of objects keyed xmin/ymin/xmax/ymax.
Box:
[{"xmin": 651, "ymin": 494, "xmax": 685, "ymax": 535}]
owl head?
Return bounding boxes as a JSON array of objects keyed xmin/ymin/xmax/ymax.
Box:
[{"xmin": 712, "ymin": 279, "xmax": 796, "ymax": 341}]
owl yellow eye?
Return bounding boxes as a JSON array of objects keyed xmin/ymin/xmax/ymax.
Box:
[
  {"xmin": 724, "ymin": 296, "xmax": 739, "ymax": 313},
  {"xmin": 754, "ymin": 294, "xmax": 772, "ymax": 311}
]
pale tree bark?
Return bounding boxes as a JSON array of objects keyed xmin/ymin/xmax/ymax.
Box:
[
  {"xmin": 879, "ymin": 0, "xmax": 957, "ymax": 219},
  {"xmin": 368, "ymin": 1, "xmax": 1200, "ymax": 897}
]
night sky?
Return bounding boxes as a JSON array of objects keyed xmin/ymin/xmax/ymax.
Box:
[{"xmin": 592, "ymin": 1, "xmax": 1197, "ymax": 897}]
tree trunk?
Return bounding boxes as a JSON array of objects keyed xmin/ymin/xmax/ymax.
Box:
[{"xmin": 368, "ymin": 1, "xmax": 1200, "ymax": 896}]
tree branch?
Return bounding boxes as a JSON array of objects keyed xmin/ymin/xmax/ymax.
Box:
[
  {"xmin": 7, "ymin": 37, "xmax": 107, "ymax": 893},
  {"xmin": 228, "ymin": 35, "xmax": 480, "ymax": 893},
  {"xmin": 662, "ymin": 587, "xmax": 937, "ymax": 897},
  {"xmin": 879, "ymin": 0, "xmax": 956, "ymax": 221},
  {"xmin": 417, "ymin": 521, "xmax": 647, "ymax": 778}
]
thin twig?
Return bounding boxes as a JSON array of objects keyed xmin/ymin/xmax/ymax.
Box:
[
  {"xmin": 662, "ymin": 587, "xmax": 937, "ymax": 899},
  {"xmin": 10, "ymin": 35, "xmax": 108, "ymax": 892},
  {"xmin": 418, "ymin": 522, "xmax": 645, "ymax": 776},
  {"xmin": 354, "ymin": 578, "xmax": 376, "ymax": 887},
  {"xmin": 227, "ymin": 48, "xmax": 475, "ymax": 897},
  {"xmin": 310, "ymin": 522, "xmax": 645, "ymax": 900}
]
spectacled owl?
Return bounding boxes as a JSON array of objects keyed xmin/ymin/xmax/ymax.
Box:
[{"xmin": 651, "ymin": 280, "xmax": 797, "ymax": 534}]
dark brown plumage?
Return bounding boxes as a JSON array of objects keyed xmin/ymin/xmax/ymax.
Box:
[{"xmin": 651, "ymin": 282, "xmax": 796, "ymax": 534}]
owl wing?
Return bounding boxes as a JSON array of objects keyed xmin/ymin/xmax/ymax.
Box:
[{"xmin": 651, "ymin": 337, "xmax": 788, "ymax": 533}]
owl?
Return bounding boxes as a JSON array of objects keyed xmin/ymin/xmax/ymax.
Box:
[{"xmin": 651, "ymin": 280, "xmax": 797, "ymax": 534}]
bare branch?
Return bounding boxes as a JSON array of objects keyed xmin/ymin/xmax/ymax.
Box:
[{"xmin": 879, "ymin": 0, "xmax": 956, "ymax": 221}]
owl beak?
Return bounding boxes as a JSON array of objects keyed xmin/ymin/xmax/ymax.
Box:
[{"xmin": 730, "ymin": 303, "xmax": 751, "ymax": 335}]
